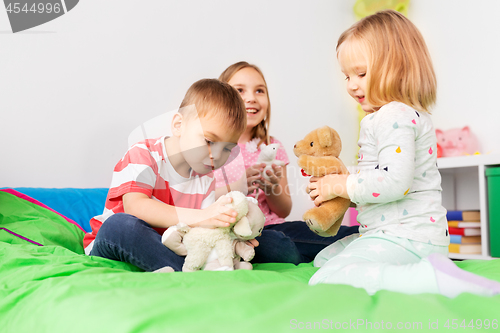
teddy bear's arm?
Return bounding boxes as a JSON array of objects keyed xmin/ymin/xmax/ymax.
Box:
[{"xmin": 298, "ymin": 155, "xmax": 348, "ymax": 177}]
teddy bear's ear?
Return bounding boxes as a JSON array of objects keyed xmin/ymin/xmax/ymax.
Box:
[{"xmin": 317, "ymin": 126, "xmax": 333, "ymax": 148}]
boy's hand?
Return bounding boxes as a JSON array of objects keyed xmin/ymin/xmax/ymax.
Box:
[
  {"xmin": 245, "ymin": 238, "xmax": 259, "ymax": 248},
  {"xmin": 308, "ymin": 174, "xmax": 348, "ymax": 206},
  {"xmin": 246, "ymin": 163, "xmax": 266, "ymax": 194},
  {"xmin": 192, "ymin": 195, "xmax": 238, "ymax": 228}
]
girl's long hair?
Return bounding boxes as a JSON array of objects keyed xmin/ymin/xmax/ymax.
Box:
[{"xmin": 219, "ymin": 61, "xmax": 271, "ymax": 144}]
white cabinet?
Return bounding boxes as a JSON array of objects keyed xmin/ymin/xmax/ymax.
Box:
[{"xmin": 438, "ymin": 154, "xmax": 500, "ymax": 260}]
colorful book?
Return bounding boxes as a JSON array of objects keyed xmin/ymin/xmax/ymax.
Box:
[
  {"xmin": 449, "ymin": 235, "xmax": 481, "ymax": 244},
  {"xmin": 448, "ymin": 221, "xmax": 480, "ymax": 228},
  {"xmin": 446, "ymin": 210, "xmax": 480, "ymax": 221},
  {"xmin": 449, "ymin": 243, "xmax": 481, "ymax": 254},
  {"xmin": 448, "ymin": 227, "xmax": 481, "ymax": 236}
]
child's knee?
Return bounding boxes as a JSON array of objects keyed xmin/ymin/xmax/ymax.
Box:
[
  {"xmin": 96, "ymin": 213, "xmax": 147, "ymax": 244},
  {"xmin": 339, "ymin": 233, "xmax": 360, "ymax": 247},
  {"xmin": 313, "ymin": 234, "xmax": 359, "ymax": 267},
  {"xmin": 315, "ymin": 244, "xmax": 341, "ymax": 267},
  {"xmin": 309, "ymin": 263, "xmax": 350, "ymax": 286}
]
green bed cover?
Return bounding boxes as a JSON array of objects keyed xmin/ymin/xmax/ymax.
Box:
[{"xmin": 1, "ymin": 190, "xmax": 500, "ymax": 333}]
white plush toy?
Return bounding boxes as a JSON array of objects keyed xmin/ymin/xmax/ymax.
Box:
[
  {"xmin": 161, "ymin": 191, "xmax": 265, "ymax": 272},
  {"xmin": 257, "ymin": 143, "xmax": 285, "ymax": 181}
]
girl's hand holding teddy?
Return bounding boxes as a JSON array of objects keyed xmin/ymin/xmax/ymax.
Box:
[{"xmin": 308, "ymin": 174, "xmax": 349, "ymax": 207}]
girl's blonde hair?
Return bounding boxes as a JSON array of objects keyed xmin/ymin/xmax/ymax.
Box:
[
  {"xmin": 337, "ymin": 10, "xmax": 436, "ymax": 113},
  {"xmin": 219, "ymin": 61, "xmax": 271, "ymax": 145}
]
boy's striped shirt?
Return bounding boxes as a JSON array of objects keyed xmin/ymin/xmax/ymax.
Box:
[{"xmin": 83, "ymin": 137, "xmax": 215, "ymax": 254}]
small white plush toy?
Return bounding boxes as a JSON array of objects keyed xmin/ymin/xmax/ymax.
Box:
[
  {"xmin": 203, "ymin": 196, "xmax": 265, "ymax": 271},
  {"xmin": 162, "ymin": 191, "xmax": 265, "ymax": 272},
  {"xmin": 257, "ymin": 143, "xmax": 285, "ymax": 181}
]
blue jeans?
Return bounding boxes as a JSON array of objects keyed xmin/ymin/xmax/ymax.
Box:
[
  {"xmin": 253, "ymin": 222, "xmax": 359, "ymax": 265},
  {"xmin": 90, "ymin": 213, "xmax": 185, "ymax": 272}
]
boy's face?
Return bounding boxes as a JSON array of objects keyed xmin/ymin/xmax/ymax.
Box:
[{"xmin": 179, "ymin": 114, "xmax": 240, "ymax": 175}]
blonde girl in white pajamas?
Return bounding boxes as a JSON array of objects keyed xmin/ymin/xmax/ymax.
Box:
[{"xmin": 307, "ymin": 10, "xmax": 500, "ymax": 297}]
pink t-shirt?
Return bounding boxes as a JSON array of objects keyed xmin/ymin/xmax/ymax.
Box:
[{"xmin": 214, "ymin": 137, "xmax": 289, "ymax": 226}]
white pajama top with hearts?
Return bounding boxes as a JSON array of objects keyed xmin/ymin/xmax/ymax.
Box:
[{"xmin": 346, "ymin": 102, "xmax": 449, "ymax": 246}]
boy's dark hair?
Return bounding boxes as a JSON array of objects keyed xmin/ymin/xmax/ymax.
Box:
[{"xmin": 179, "ymin": 78, "xmax": 247, "ymax": 134}]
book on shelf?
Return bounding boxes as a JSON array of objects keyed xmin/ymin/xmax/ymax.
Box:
[
  {"xmin": 449, "ymin": 243, "xmax": 481, "ymax": 254},
  {"xmin": 449, "ymin": 235, "xmax": 481, "ymax": 244},
  {"xmin": 447, "ymin": 221, "xmax": 480, "ymax": 228},
  {"xmin": 446, "ymin": 210, "xmax": 480, "ymax": 221},
  {"xmin": 448, "ymin": 227, "xmax": 481, "ymax": 236}
]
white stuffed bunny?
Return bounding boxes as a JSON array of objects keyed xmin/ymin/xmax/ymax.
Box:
[{"xmin": 203, "ymin": 196, "xmax": 265, "ymax": 271}]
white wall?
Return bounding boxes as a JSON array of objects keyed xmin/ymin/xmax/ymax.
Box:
[
  {"xmin": 410, "ymin": 1, "xmax": 500, "ymax": 152},
  {"xmin": 1, "ymin": 0, "xmax": 499, "ymax": 222}
]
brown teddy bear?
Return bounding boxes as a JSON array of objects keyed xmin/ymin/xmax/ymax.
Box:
[{"xmin": 293, "ymin": 126, "xmax": 351, "ymax": 237}]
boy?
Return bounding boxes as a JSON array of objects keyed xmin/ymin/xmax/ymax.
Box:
[{"xmin": 83, "ymin": 79, "xmax": 247, "ymax": 272}]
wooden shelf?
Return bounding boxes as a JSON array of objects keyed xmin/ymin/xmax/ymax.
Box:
[
  {"xmin": 448, "ymin": 253, "xmax": 494, "ymax": 260},
  {"xmin": 438, "ymin": 154, "xmax": 500, "ymax": 260},
  {"xmin": 438, "ymin": 154, "xmax": 500, "ymax": 169}
]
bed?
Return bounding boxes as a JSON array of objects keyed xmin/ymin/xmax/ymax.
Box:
[{"xmin": 1, "ymin": 188, "xmax": 500, "ymax": 332}]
